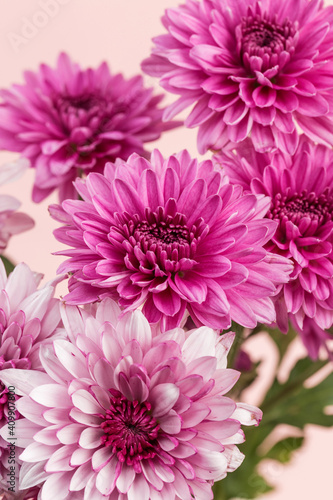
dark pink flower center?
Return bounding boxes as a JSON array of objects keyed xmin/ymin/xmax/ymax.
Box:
[
  {"xmin": 111, "ymin": 207, "xmax": 209, "ymax": 273},
  {"xmin": 0, "ymin": 375, "xmax": 19, "ymax": 425},
  {"xmin": 136, "ymin": 219, "xmax": 190, "ymax": 246},
  {"xmin": 56, "ymin": 94, "xmax": 106, "ymax": 113},
  {"xmin": 100, "ymin": 390, "xmax": 160, "ymax": 473},
  {"xmin": 54, "ymin": 93, "xmax": 109, "ymax": 143},
  {"xmin": 268, "ymin": 190, "xmax": 333, "ymax": 227},
  {"xmin": 238, "ymin": 11, "xmax": 298, "ymax": 73}
]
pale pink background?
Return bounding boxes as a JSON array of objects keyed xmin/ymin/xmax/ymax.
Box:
[{"xmin": 0, "ymin": 1, "xmax": 332, "ymax": 498}]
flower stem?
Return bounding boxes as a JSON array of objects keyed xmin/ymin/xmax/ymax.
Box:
[
  {"xmin": 227, "ymin": 322, "xmax": 245, "ymax": 369},
  {"xmin": 260, "ymin": 357, "xmax": 327, "ymax": 416},
  {"xmin": 0, "ymin": 255, "xmax": 15, "ymax": 275}
]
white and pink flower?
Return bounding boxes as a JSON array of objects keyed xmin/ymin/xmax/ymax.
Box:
[
  {"xmin": 0, "ymin": 261, "xmax": 63, "ymax": 497},
  {"xmin": 1, "ymin": 299, "xmax": 262, "ymax": 500}
]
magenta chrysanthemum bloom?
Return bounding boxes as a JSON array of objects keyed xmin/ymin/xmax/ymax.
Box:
[
  {"xmin": 218, "ymin": 136, "xmax": 333, "ymax": 358},
  {"xmin": 0, "ymin": 53, "xmax": 180, "ymax": 202},
  {"xmin": 142, "ymin": 0, "xmax": 333, "ymax": 155},
  {"xmin": 50, "ymin": 149, "xmax": 292, "ymax": 331},
  {"xmin": 0, "ymin": 300, "xmax": 262, "ymax": 499},
  {"xmin": 0, "ymin": 195, "xmax": 34, "ymax": 251},
  {"xmin": 0, "ymin": 262, "xmax": 63, "ymax": 496}
]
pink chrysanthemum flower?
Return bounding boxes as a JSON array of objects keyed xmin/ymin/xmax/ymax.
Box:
[
  {"xmin": 50, "ymin": 149, "xmax": 292, "ymax": 331},
  {"xmin": 0, "ymin": 195, "xmax": 34, "ymax": 252},
  {"xmin": 218, "ymin": 136, "xmax": 333, "ymax": 358},
  {"xmin": 0, "ymin": 299, "xmax": 262, "ymax": 500},
  {"xmin": 142, "ymin": 0, "xmax": 333, "ymax": 155},
  {"xmin": 0, "ymin": 262, "xmax": 63, "ymax": 496},
  {"xmin": 0, "ymin": 53, "xmax": 180, "ymax": 202}
]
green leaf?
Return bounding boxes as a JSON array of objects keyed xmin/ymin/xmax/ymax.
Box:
[
  {"xmin": 212, "ymin": 425, "xmax": 274, "ymax": 499},
  {"xmin": 229, "ymin": 361, "xmax": 261, "ymax": 400},
  {"xmin": 214, "ymin": 326, "xmax": 333, "ymax": 499},
  {"xmin": 0, "ymin": 255, "xmax": 15, "ymax": 275},
  {"xmin": 217, "ymin": 354, "xmax": 333, "ymax": 498},
  {"xmin": 227, "ymin": 322, "xmax": 245, "ymax": 369},
  {"xmin": 265, "ymin": 437, "xmax": 304, "ymax": 463},
  {"xmin": 261, "ymin": 357, "xmax": 333, "ymax": 428},
  {"xmin": 267, "ymin": 326, "xmax": 297, "ymax": 363},
  {"xmin": 287, "ymin": 356, "xmax": 326, "ymax": 385},
  {"xmin": 274, "ymin": 374, "xmax": 333, "ymax": 428},
  {"xmin": 213, "ymin": 465, "xmax": 273, "ymax": 499}
]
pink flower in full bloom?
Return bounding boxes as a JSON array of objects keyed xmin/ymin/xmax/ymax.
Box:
[
  {"xmin": 0, "ymin": 53, "xmax": 180, "ymax": 202},
  {"xmin": 50, "ymin": 149, "xmax": 292, "ymax": 332},
  {"xmin": 142, "ymin": 0, "xmax": 333, "ymax": 155},
  {"xmin": 218, "ymin": 136, "xmax": 333, "ymax": 358},
  {"xmin": 0, "ymin": 299, "xmax": 262, "ymax": 499},
  {"xmin": 0, "ymin": 262, "xmax": 63, "ymax": 496}
]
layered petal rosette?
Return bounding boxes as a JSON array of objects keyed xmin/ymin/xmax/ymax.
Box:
[
  {"xmin": 142, "ymin": 0, "xmax": 333, "ymax": 154},
  {"xmin": 219, "ymin": 136, "xmax": 333, "ymax": 358},
  {"xmin": 0, "ymin": 53, "xmax": 179, "ymax": 202},
  {"xmin": 0, "ymin": 262, "xmax": 63, "ymax": 496},
  {"xmin": 0, "ymin": 300, "xmax": 262, "ymax": 500},
  {"xmin": 50, "ymin": 150, "xmax": 292, "ymax": 331}
]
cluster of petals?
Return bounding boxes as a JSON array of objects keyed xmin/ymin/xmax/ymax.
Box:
[
  {"xmin": 0, "ymin": 261, "xmax": 63, "ymax": 496},
  {"xmin": 218, "ymin": 135, "xmax": 333, "ymax": 358},
  {"xmin": 50, "ymin": 149, "xmax": 292, "ymax": 332},
  {"xmin": 0, "ymin": 53, "xmax": 179, "ymax": 202},
  {"xmin": 1, "ymin": 299, "xmax": 262, "ymax": 500},
  {"xmin": 142, "ymin": 0, "xmax": 333, "ymax": 155}
]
